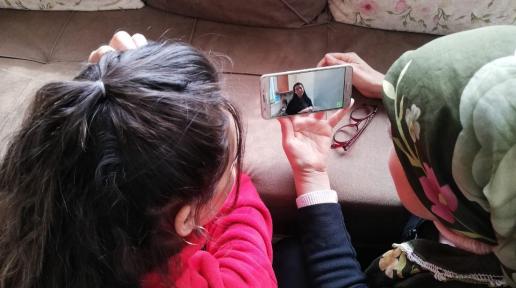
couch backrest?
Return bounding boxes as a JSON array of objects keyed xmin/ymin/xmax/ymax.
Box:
[
  {"xmin": 146, "ymin": 0, "xmax": 330, "ymax": 28},
  {"xmin": 329, "ymin": 0, "xmax": 516, "ymax": 35}
]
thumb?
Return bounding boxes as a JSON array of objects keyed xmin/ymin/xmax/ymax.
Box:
[
  {"xmin": 277, "ymin": 117, "xmax": 294, "ymax": 146},
  {"xmin": 328, "ymin": 98, "xmax": 355, "ymax": 127}
]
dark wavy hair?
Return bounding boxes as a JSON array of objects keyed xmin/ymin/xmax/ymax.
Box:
[
  {"xmin": 292, "ymin": 82, "xmax": 307, "ymax": 98},
  {"xmin": 0, "ymin": 42, "xmax": 243, "ymax": 288}
]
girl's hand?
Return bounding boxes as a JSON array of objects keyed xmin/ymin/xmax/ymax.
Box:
[
  {"xmin": 317, "ymin": 53, "xmax": 384, "ymax": 99},
  {"xmin": 278, "ymin": 100, "xmax": 354, "ymax": 196},
  {"xmin": 88, "ymin": 31, "xmax": 148, "ymax": 63}
]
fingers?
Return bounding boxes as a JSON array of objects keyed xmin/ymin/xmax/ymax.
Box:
[
  {"xmin": 317, "ymin": 53, "xmax": 342, "ymax": 67},
  {"xmin": 88, "ymin": 31, "xmax": 148, "ymax": 63},
  {"xmin": 132, "ymin": 33, "xmax": 148, "ymax": 47},
  {"xmin": 291, "ymin": 117, "xmax": 333, "ymax": 138},
  {"xmin": 110, "ymin": 31, "xmax": 137, "ymax": 51},
  {"xmin": 277, "ymin": 117, "xmax": 294, "ymax": 143},
  {"xmin": 310, "ymin": 111, "xmax": 326, "ymax": 120},
  {"xmin": 318, "ymin": 52, "xmax": 365, "ymax": 68},
  {"xmin": 328, "ymin": 98, "xmax": 355, "ymax": 128},
  {"xmin": 316, "ymin": 56, "xmax": 327, "ymax": 67},
  {"xmin": 88, "ymin": 45, "xmax": 115, "ymax": 63},
  {"xmin": 331, "ymin": 52, "xmax": 362, "ymax": 64},
  {"xmin": 324, "ymin": 54, "xmax": 342, "ymax": 66}
]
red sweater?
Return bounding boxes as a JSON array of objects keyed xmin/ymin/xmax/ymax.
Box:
[{"xmin": 142, "ymin": 174, "xmax": 277, "ymax": 288}]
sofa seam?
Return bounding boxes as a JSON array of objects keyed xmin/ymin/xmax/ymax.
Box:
[
  {"xmin": 279, "ymin": 0, "xmax": 310, "ymax": 24},
  {"xmin": 188, "ymin": 18, "xmax": 198, "ymax": 44},
  {"xmin": 0, "ymin": 67, "xmax": 37, "ymax": 81},
  {"xmin": 47, "ymin": 11, "xmax": 75, "ymax": 63},
  {"xmin": 221, "ymin": 71, "xmax": 260, "ymax": 76},
  {"xmin": 326, "ymin": 23, "xmax": 330, "ymax": 53},
  {"xmin": 0, "ymin": 56, "xmax": 47, "ymax": 65}
]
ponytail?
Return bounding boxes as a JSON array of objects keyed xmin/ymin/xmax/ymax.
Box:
[{"xmin": 0, "ymin": 75, "xmax": 112, "ymax": 288}]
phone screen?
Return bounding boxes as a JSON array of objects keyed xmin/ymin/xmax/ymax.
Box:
[{"xmin": 260, "ymin": 65, "xmax": 351, "ymax": 119}]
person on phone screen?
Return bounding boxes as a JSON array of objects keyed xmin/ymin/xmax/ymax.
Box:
[{"xmin": 286, "ymin": 82, "xmax": 313, "ymax": 115}]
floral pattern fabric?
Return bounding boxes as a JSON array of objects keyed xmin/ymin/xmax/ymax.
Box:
[
  {"xmin": 378, "ymin": 246, "xmax": 421, "ymax": 279},
  {"xmin": 419, "ymin": 163, "xmax": 458, "ymax": 224},
  {"xmin": 329, "ymin": 0, "xmax": 516, "ymax": 35},
  {"xmin": 381, "ymin": 26, "xmax": 516, "ymax": 286},
  {"xmin": 0, "ymin": 0, "xmax": 144, "ymax": 11},
  {"xmin": 383, "ymin": 60, "xmax": 465, "ymax": 229},
  {"xmin": 366, "ymin": 240, "xmax": 507, "ymax": 287}
]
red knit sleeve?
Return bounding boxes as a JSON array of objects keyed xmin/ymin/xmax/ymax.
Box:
[{"xmin": 143, "ymin": 174, "xmax": 277, "ymax": 288}]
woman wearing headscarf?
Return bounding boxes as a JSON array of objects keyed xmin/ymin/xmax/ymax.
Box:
[
  {"xmin": 277, "ymin": 25, "xmax": 516, "ymax": 287},
  {"xmin": 286, "ymin": 82, "xmax": 314, "ymax": 115}
]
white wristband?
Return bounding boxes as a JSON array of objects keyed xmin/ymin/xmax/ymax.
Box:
[{"xmin": 296, "ymin": 190, "xmax": 338, "ymax": 209}]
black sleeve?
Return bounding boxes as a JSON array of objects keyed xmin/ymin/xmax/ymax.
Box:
[{"xmin": 298, "ymin": 203, "xmax": 368, "ymax": 288}]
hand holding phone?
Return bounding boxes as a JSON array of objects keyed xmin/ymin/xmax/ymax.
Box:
[
  {"xmin": 317, "ymin": 53, "xmax": 384, "ymax": 99},
  {"xmin": 260, "ymin": 64, "xmax": 353, "ymax": 119},
  {"xmin": 277, "ymin": 100, "xmax": 354, "ymax": 196}
]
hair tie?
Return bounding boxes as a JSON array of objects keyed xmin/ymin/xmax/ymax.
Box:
[{"xmin": 96, "ymin": 80, "xmax": 106, "ymax": 97}]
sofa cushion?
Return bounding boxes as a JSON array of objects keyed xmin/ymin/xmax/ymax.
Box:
[
  {"xmin": 328, "ymin": 22, "xmax": 436, "ymax": 73},
  {"xmin": 191, "ymin": 20, "xmax": 436, "ymax": 76},
  {"xmin": 192, "ymin": 20, "xmax": 328, "ymax": 74},
  {"xmin": 329, "ymin": 0, "xmax": 516, "ymax": 35},
  {"xmin": 0, "ymin": 59, "xmax": 80, "ymax": 155},
  {"xmin": 0, "ymin": 9, "xmax": 72, "ymax": 62},
  {"xmin": 0, "ymin": 0, "xmax": 144, "ymax": 10},
  {"xmin": 146, "ymin": 0, "xmax": 330, "ymax": 28},
  {"xmin": 0, "ymin": 7, "xmax": 437, "ymax": 74},
  {"xmin": 50, "ymin": 8, "xmax": 195, "ymax": 62},
  {"xmin": 0, "ymin": 7, "xmax": 195, "ymax": 63}
]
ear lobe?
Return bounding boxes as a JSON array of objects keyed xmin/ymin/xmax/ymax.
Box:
[{"xmin": 174, "ymin": 205, "xmax": 195, "ymax": 237}]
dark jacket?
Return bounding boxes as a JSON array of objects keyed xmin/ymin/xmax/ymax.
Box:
[
  {"xmin": 286, "ymin": 94, "xmax": 313, "ymax": 115},
  {"xmin": 299, "ymin": 203, "xmax": 368, "ymax": 288}
]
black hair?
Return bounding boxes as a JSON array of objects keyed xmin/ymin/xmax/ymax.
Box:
[{"xmin": 0, "ymin": 41, "xmax": 243, "ymax": 288}]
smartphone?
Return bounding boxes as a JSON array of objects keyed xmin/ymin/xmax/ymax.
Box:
[{"xmin": 260, "ymin": 64, "xmax": 353, "ymax": 119}]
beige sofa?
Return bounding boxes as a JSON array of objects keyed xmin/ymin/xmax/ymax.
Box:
[{"xmin": 0, "ymin": 2, "xmax": 437, "ymax": 263}]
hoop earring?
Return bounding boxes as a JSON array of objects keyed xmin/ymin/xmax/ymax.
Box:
[
  {"xmin": 193, "ymin": 225, "xmax": 209, "ymax": 239},
  {"xmin": 182, "ymin": 238, "xmax": 197, "ymax": 246},
  {"xmin": 181, "ymin": 226, "xmax": 209, "ymax": 246}
]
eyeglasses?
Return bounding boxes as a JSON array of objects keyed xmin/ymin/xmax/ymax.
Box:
[{"xmin": 331, "ymin": 104, "xmax": 378, "ymax": 151}]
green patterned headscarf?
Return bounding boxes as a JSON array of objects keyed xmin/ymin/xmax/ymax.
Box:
[{"xmin": 383, "ymin": 26, "xmax": 516, "ymax": 286}]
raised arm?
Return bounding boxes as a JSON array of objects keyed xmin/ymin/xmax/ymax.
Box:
[{"xmin": 277, "ymin": 103, "xmax": 368, "ymax": 287}]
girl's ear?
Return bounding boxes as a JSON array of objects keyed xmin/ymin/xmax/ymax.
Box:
[{"xmin": 174, "ymin": 204, "xmax": 195, "ymax": 237}]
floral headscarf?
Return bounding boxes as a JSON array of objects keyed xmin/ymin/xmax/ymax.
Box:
[{"xmin": 382, "ymin": 26, "xmax": 516, "ymax": 286}]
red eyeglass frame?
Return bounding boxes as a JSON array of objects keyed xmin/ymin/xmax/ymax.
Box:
[{"xmin": 331, "ymin": 104, "xmax": 378, "ymax": 151}]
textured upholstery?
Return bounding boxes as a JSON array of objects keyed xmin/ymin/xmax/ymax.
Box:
[{"xmin": 146, "ymin": 0, "xmax": 330, "ymax": 28}]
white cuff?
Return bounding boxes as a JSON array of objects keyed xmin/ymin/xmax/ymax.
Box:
[{"xmin": 296, "ymin": 190, "xmax": 338, "ymax": 209}]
